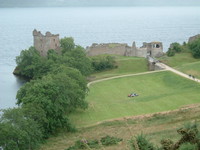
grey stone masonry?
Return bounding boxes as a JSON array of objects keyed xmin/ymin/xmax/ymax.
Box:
[
  {"xmin": 188, "ymin": 34, "xmax": 200, "ymax": 43},
  {"xmin": 33, "ymin": 29, "xmax": 60, "ymax": 56},
  {"xmin": 86, "ymin": 41, "xmax": 163, "ymax": 58}
]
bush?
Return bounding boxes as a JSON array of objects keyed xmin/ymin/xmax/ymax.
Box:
[
  {"xmin": 188, "ymin": 38, "xmax": 200, "ymax": 58},
  {"xmin": 88, "ymin": 139, "xmax": 100, "ymax": 148},
  {"xmin": 92, "ymin": 56, "xmax": 117, "ymax": 72},
  {"xmin": 170, "ymin": 42, "xmax": 182, "ymax": 53},
  {"xmin": 100, "ymin": 135, "xmax": 122, "ymax": 146},
  {"xmin": 167, "ymin": 48, "xmax": 175, "ymax": 57},
  {"xmin": 167, "ymin": 42, "xmax": 183, "ymax": 57},
  {"xmin": 131, "ymin": 134, "xmax": 157, "ymax": 150},
  {"xmin": 66, "ymin": 139, "xmax": 99, "ymax": 150}
]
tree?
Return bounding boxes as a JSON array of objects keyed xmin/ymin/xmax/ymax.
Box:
[
  {"xmin": 189, "ymin": 38, "xmax": 200, "ymax": 58},
  {"xmin": 170, "ymin": 42, "xmax": 182, "ymax": 53},
  {"xmin": 15, "ymin": 47, "xmax": 54, "ymax": 79},
  {"xmin": 60, "ymin": 37, "xmax": 75, "ymax": 54},
  {"xmin": 16, "ymin": 67, "xmax": 88, "ymax": 135},
  {"xmin": 15, "ymin": 47, "xmax": 41, "ymax": 78},
  {"xmin": 91, "ymin": 55, "xmax": 117, "ymax": 71},
  {"xmin": 61, "ymin": 46, "xmax": 93, "ymax": 76},
  {"xmin": 0, "ymin": 108, "xmax": 43, "ymax": 150},
  {"xmin": 167, "ymin": 48, "xmax": 175, "ymax": 57}
]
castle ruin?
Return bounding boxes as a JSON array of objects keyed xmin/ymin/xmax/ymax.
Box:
[
  {"xmin": 188, "ymin": 34, "xmax": 200, "ymax": 43},
  {"xmin": 86, "ymin": 41, "xmax": 163, "ymax": 58},
  {"xmin": 32, "ymin": 29, "xmax": 163, "ymax": 58},
  {"xmin": 33, "ymin": 29, "xmax": 60, "ymax": 56}
]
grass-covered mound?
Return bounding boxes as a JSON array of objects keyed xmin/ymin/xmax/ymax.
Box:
[
  {"xmin": 159, "ymin": 53, "xmax": 199, "ymax": 67},
  {"xmin": 40, "ymin": 104, "xmax": 200, "ymax": 150},
  {"xmin": 90, "ymin": 55, "xmax": 148, "ymax": 80},
  {"xmin": 159, "ymin": 53, "xmax": 200, "ymax": 79},
  {"xmin": 176, "ymin": 61, "xmax": 200, "ymax": 79},
  {"xmin": 69, "ymin": 71, "xmax": 200, "ymax": 127}
]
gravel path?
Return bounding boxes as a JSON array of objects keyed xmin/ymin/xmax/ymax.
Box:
[
  {"xmin": 87, "ymin": 70, "xmax": 167, "ymax": 87},
  {"xmin": 157, "ymin": 63, "xmax": 200, "ymax": 83}
]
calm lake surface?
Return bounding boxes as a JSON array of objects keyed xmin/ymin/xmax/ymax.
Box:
[{"xmin": 0, "ymin": 7, "xmax": 200, "ymax": 109}]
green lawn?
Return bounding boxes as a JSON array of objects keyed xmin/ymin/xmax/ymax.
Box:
[
  {"xmin": 90, "ymin": 56, "xmax": 148, "ymax": 80},
  {"xmin": 69, "ymin": 71, "xmax": 200, "ymax": 127},
  {"xmin": 159, "ymin": 53, "xmax": 199, "ymax": 67},
  {"xmin": 159, "ymin": 53, "xmax": 200, "ymax": 79},
  {"xmin": 176, "ymin": 61, "xmax": 200, "ymax": 79}
]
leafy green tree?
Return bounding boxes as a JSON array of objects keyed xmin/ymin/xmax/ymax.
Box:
[
  {"xmin": 170, "ymin": 42, "xmax": 182, "ymax": 53},
  {"xmin": 0, "ymin": 108, "xmax": 43, "ymax": 150},
  {"xmin": 60, "ymin": 37, "xmax": 75, "ymax": 54},
  {"xmin": 15, "ymin": 47, "xmax": 55, "ymax": 79},
  {"xmin": 92, "ymin": 55, "xmax": 117, "ymax": 71},
  {"xmin": 15, "ymin": 47, "xmax": 41, "ymax": 78},
  {"xmin": 61, "ymin": 46, "xmax": 93, "ymax": 76},
  {"xmin": 189, "ymin": 38, "xmax": 200, "ymax": 58},
  {"xmin": 16, "ymin": 67, "xmax": 88, "ymax": 134}
]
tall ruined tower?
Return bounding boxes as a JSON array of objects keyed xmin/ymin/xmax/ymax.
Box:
[{"xmin": 33, "ymin": 29, "xmax": 60, "ymax": 56}]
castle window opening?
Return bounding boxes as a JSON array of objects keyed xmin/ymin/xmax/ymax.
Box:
[{"xmin": 156, "ymin": 44, "xmax": 160, "ymax": 48}]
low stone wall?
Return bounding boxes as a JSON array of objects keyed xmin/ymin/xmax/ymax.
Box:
[{"xmin": 86, "ymin": 43, "xmax": 132, "ymax": 56}]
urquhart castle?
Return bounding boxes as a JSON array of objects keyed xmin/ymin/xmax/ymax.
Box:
[
  {"xmin": 33, "ymin": 29, "xmax": 164, "ymax": 58},
  {"xmin": 32, "ymin": 29, "xmax": 200, "ymax": 58}
]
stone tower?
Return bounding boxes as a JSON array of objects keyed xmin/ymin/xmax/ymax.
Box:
[{"xmin": 33, "ymin": 29, "xmax": 60, "ymax": 56}]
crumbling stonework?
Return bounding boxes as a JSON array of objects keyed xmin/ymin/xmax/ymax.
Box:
[
  {"xmin": 188, "ymin": 34, "xmax": 200, "ymax": 43},
  {"xmin": 33, "ymin": 29, "xmax": 60, "ymax": 56},
  {"xmin": 86, "ymin": 41, "xmax": 163, "ymax": 58}
]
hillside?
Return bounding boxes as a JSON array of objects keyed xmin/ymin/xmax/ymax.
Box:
[
  {"xmin": 70, "ymin": 71, "xmax": 200, "ymax": 127},
  {"xmin": 40, "ymin": 54, "xmax": 200, "ymax": 150},
  {"xmin": 89, "ymin": 56, "xmax": 148, "ymax": 80},
  {"xmin": 40, "ymin": 104, "xmax": 200, "ymax": 150},
  {"xmin": 159, "ymin": 53, "xmax": 200, "ymax": 79}
]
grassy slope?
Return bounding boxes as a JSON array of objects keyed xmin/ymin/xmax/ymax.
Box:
[
  {"xmin": 176, "ymin": 61, "xmax": 200, "ymax": 79},
  {"xmin": 90, "ymin": 56, "xmax": 148, "ymax": 80},
  {"xmin": 40, "ymin": 54, "xmax": 200, "ymax": 150},
  {"xmin": 159, "ymin": 53, "xmax": 200, "ymax": 79},
  {"xmin": 40, "ymin": 104, "xmax": 200, "ymax": 150},
  {"xmin": 69, "ymin": 71, "xmax": 200, "ymax": 127},
  {"xmin": 158, "ymin": 53, "xmax": 199, "ymax": 67}
]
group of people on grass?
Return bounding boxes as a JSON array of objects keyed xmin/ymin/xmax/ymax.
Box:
[{"xmin": 128, "ymin": 93, "xmax": 139, "ymax": 97}]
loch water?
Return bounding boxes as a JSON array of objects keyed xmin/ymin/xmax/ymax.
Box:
[{"xmin": 0, "ymin": 7, "xmax": 200, "ymax": 109}]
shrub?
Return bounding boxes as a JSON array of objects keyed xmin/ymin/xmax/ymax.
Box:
[
  {"xmin": 66, "ymin": 139, "xmax": 99, "ymax": 150},
  {"xmin": 131, "ymin": 134, "xmax": 157, "ymax": 150},
  {"xmin": 100, "ymin": 135, "xmax": 122, "ymax": 146},
  {"xmin": 167, "ymin": 48, "xmax": 175, "ymax": 57},
  {"xmin": 170, "ymin": 42, "xmax": 182, "ymax": 53},
  {"xmin": 188, "ymin": 38, "xmax": 200, "ymax": 58},
  {"xmin": 92, "ymin": 56, "xmax": 117, "ymax": 72}
]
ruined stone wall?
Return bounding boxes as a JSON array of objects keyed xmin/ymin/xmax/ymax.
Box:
[
  {"xmin": 135, "ymin": 48, "xmax": 147, "ymax": 57},
  {"xmin": 86, "ymin": 43, "xmax": 132, "ymax": 56},
  {"xmin": 86, "ymin": 41, "xmax": 163, "ymax": 58},
  {"xmin": 188, "ymin": 34, "xmax": 200, "ymax": 43},
  {"xmin": 33, "ymin": 29, "xmax": 60, "ymax": 56}
]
